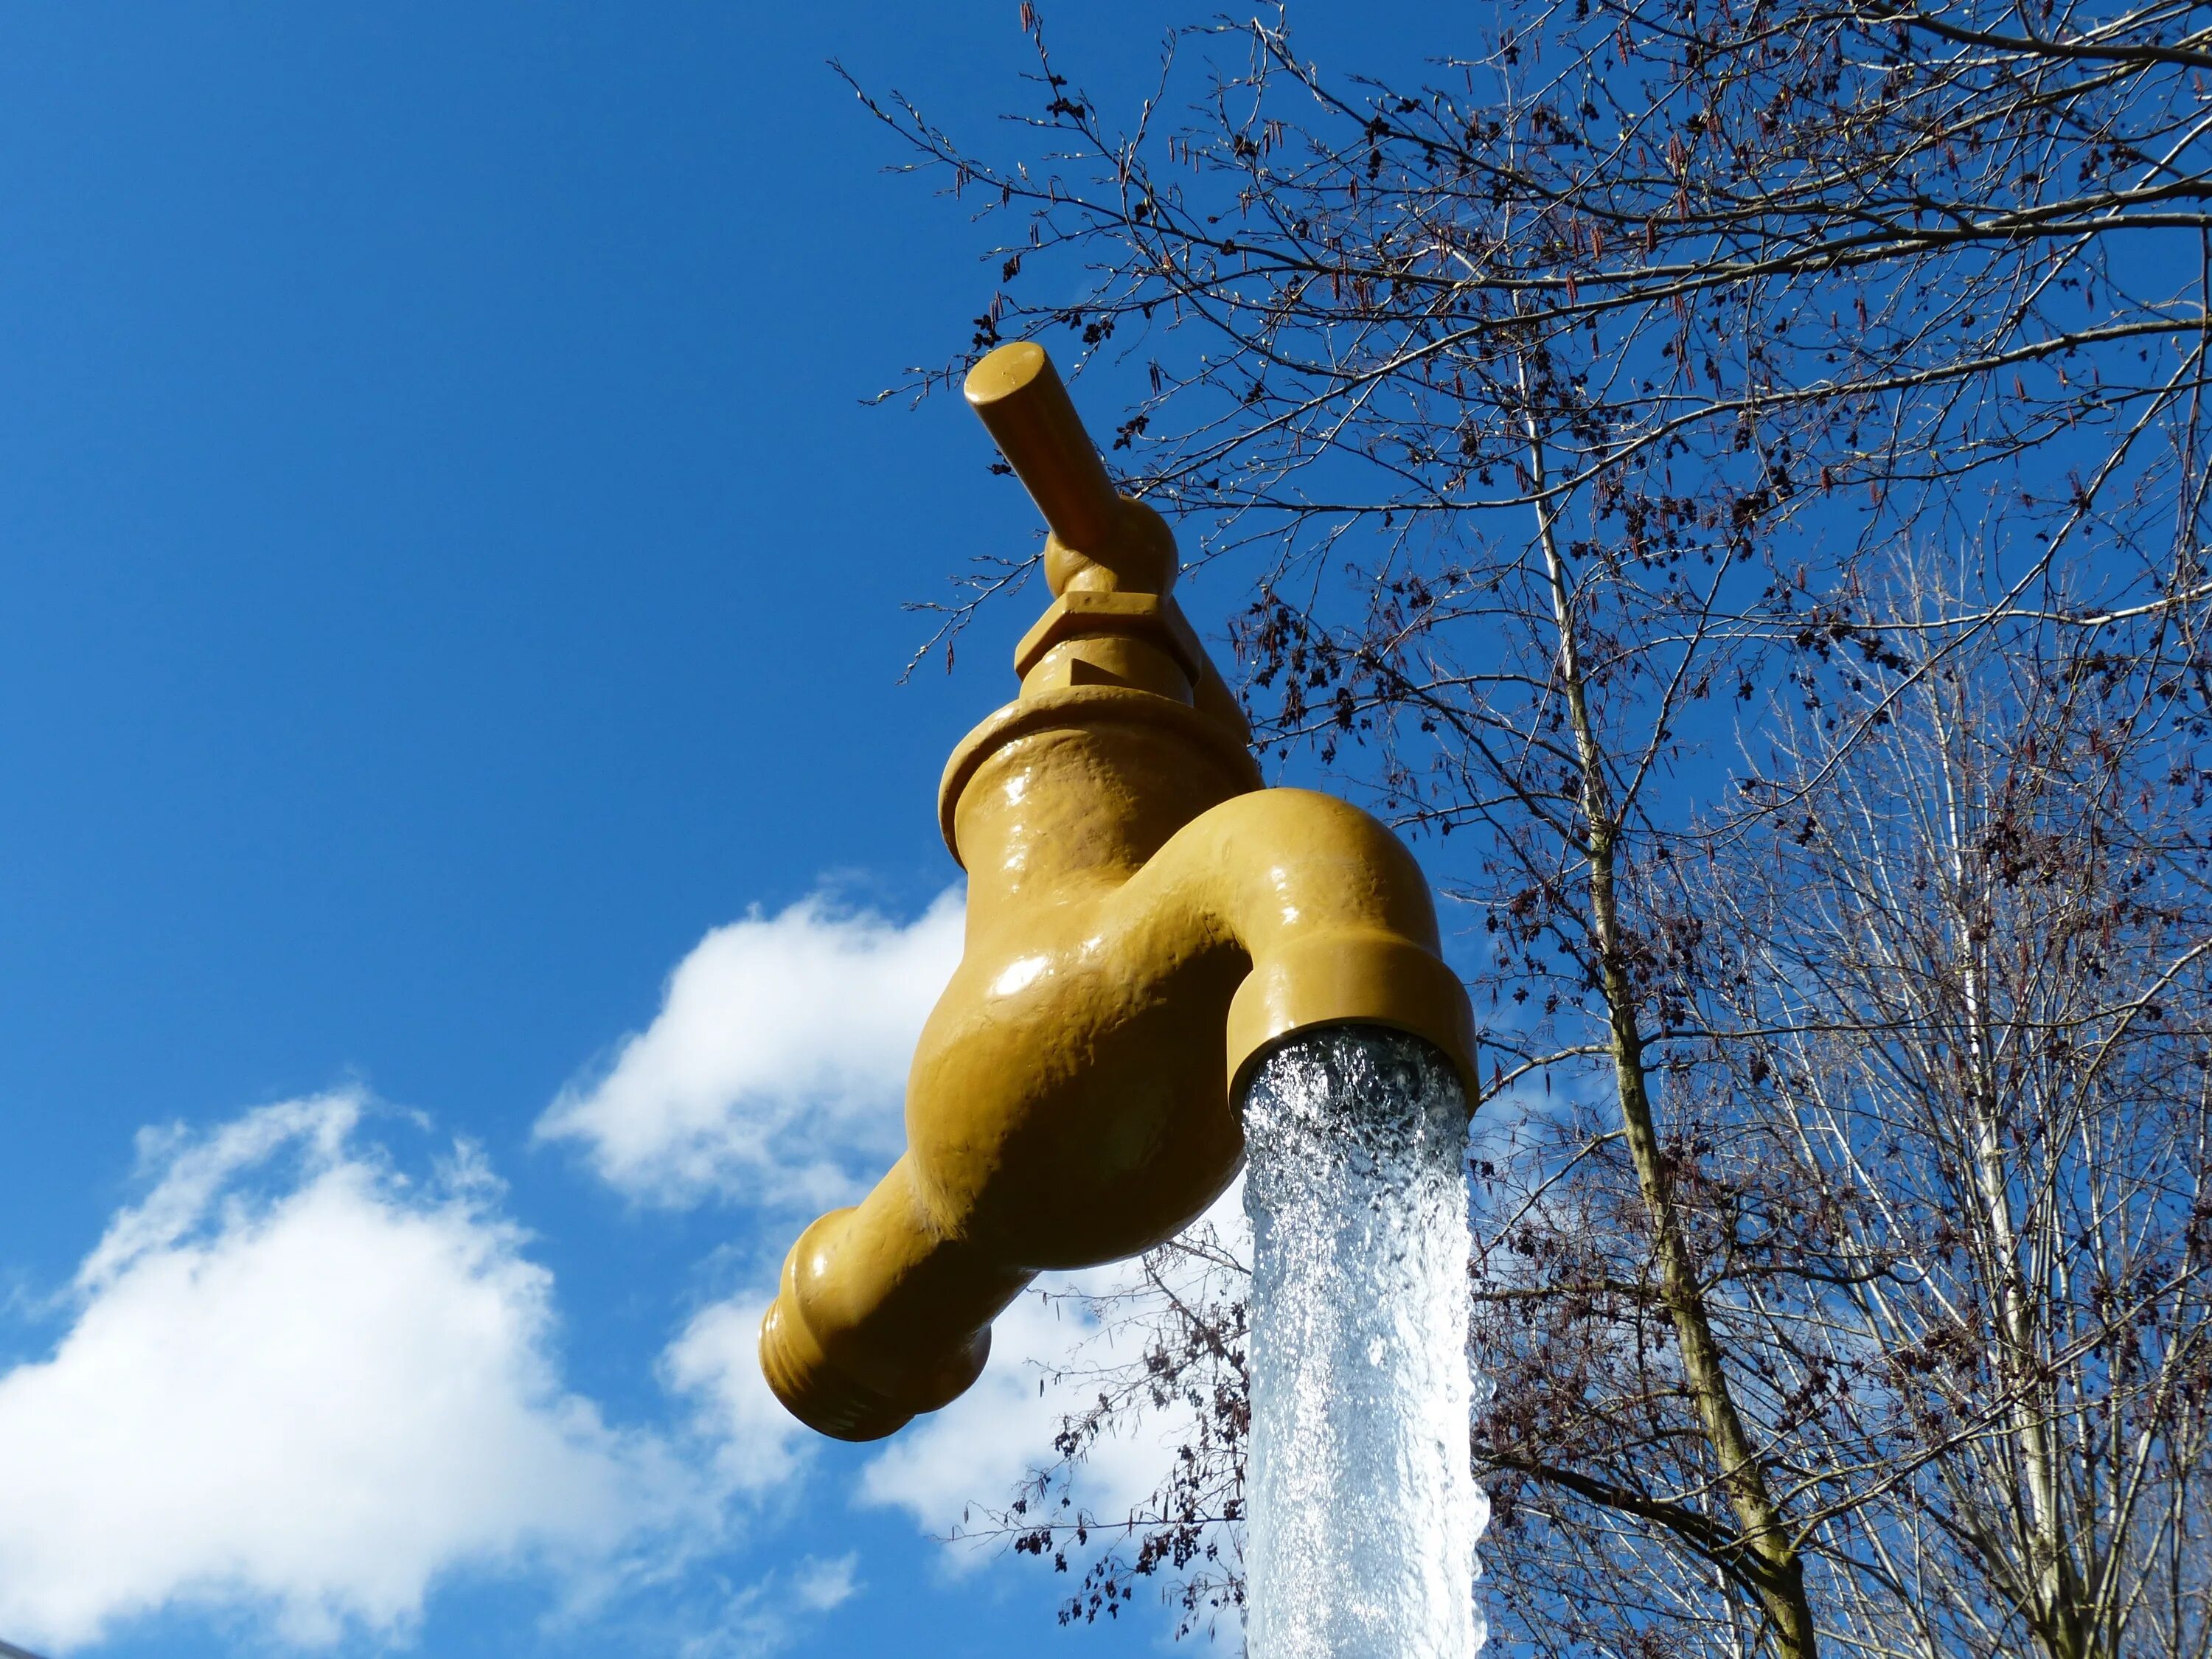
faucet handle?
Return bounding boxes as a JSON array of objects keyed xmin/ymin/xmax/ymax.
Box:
[
  {"xmin": 964, "ymin": 341, "xmax": 1116, "ymax": 548},
  {"xmin": 964, "ymin": 340, "xmax": 1251, "ymax": 748},
  {"xmin": 964, "ymin": 341, "xmax": 1174, "ymax": 597}
]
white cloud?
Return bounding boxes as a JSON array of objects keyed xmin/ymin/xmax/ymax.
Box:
[
  {"xmin": 787, "ymin": 1553, "xmax": 860, "ymax": 1613},
  {"xmin": 538, "ymin": 890, "xmax": 965, "ymax": 1211},
  {"xmin": 0, "ymin": 1094, "xmax": 699, "ymax": 1652}
]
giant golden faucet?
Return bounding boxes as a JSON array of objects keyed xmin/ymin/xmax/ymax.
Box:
[{"xmin": 758, "ymin": 342, "xmax": 1477, "ymax": 1440}]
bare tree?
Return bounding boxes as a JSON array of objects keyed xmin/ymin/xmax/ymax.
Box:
[
  {"xmin": 846, "ymin": 1, "xmax": 2212, "ymax": 1652},
  {"xmin": 1448, "ymin": 560, "xmax": 2212, "ymax": 1659},
  {"xmin": 1686, "ymin": 562, "xmax": 2212, "ymax": 1659}
]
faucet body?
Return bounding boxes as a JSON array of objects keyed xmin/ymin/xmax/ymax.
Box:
[{"xmin": 759, "ymin": 345, "xmax": 1476, "ymax": 1441}]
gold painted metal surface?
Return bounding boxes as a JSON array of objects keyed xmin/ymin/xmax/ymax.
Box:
[{"xmin": 759, "ymin": 341, "xmax": 1477, "ymax": 1441}]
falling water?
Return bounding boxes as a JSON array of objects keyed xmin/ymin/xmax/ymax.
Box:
[{"xmin": 1240, "ymin": 1025, "xmax": 1485, "ymax": 1658}]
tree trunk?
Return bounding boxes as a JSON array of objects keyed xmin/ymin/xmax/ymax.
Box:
[{"xmin": 1526, "ymin": 394, "xmax": 1820, "ymax": 1659}]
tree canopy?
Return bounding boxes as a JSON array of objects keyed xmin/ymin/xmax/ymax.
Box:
[{"xmin": 852, "ymin": 5, "xmax": 2212, "ymax": 1654}]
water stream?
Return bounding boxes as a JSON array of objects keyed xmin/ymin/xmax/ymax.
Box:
[{"xmin": 1240, "ymin": 1026, "xmax": 1485, "ymax": 1658}]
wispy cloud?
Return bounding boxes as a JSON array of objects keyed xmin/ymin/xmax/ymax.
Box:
[
  {"xmin": 787, "ymin": 1553, "xmax": 860, "ymax": 1613},
  {"xmin": 537, "ymin": 891, "xmax": 964, "ymax": 1211},
  {"xmin": 0, "ymin": 1095, "xmax": 703, "ymax": 1652},
  {"xmin": 669, "ymin": 1554, "xmax": 863, "ymax": 1659}
]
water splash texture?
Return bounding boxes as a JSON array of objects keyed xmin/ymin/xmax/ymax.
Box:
[{"xmin": 1242, "ymin": 1026, "xmax": 1485, "ymax": 1658}]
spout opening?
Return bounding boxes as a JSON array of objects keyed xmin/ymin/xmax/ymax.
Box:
[{"xmin": 1225, "ymin": 932, "xmax": 1480, "ymax": 1113}]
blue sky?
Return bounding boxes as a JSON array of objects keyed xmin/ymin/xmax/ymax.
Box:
[{"xmin": 0, "ymin": 4, "xmax": 1453, "ymax": 1653}]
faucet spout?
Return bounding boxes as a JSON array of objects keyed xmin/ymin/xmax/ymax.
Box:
[{"xmin": 758, "ymin": 344, "xmax": 1476, "ymax": 1441}]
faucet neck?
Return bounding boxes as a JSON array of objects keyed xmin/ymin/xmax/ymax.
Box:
[
  {"xmin": 947, "ymin": 338, "xmax": 1261, "ymax": 900},
  {"xmin": 939, "ymin": 686, "xmax": 1262, "ymax": 904}
]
